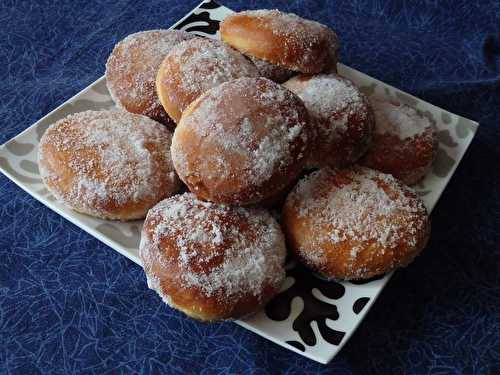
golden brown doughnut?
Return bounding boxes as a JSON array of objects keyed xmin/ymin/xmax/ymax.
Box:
[
  {"xmin": 105, "ymin": 30, "xmax": 195, "ymax": 129},
  {"xmin": 220, "ymin": 9, "xmax": 339, "ymax": 74},
  {"xmin": 282, "ymin": 166, "xmax": 430, "ymax": 280},
  {"xmin": 38, "ymin": 110, "xmax": 180, "ymax": 220},
  {"xmin": 249, "ymin": 55, "xmax": 296, "ymax": 83},
  {"xmin": 156, "ymin": 38, "xmax": 259, "ymax": 124},
  {"xmin": 139, "ymin": 193, "xmax": 287, "ymax": 321},
  {"xmin": 283, "ymin": 73, "xmax": 374, "ymax": 168},
  {"xmin": 171, "ymin": 77, "xmax": 312, "ymax": 205},
  {"xmin": 360, "ymin": 98, "xmax": 438, "ymax": 185}
]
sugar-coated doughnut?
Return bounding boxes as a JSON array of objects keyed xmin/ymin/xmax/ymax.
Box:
[
  {"xmin": 140, "ymin": 193, "xmax": 287, "ymax": 321},
  {"xmin": 249, "ymin": 55, "xmax": 296, "ymax": 83},
  {"xmin": 220, "ymin": 9, "xmax": 339, "ymax": 74},
  {"xmin": 38, "ymin": 110, "xmax": 180, "ymax": 220},
  {"xmin": 171, "ymin": 77, "xmax": 312, "ymax": 205},
  {"xmin": 282, "ymin": 166, "xmax": 430, "ymax": 280},
  {"xmin": 284, "ymin": 73, "xmax": 374, "ymax": 168},
  {"xmin": 105, "ymin": 30, "xmax": 195, "ymax": 128},
  {"xmin": 156, "ymin": 38, "xmax": 259, "ymax": 124},
  {"xmin": 360, "ymin": 98, "xmax": 438, "ymax": 185}
]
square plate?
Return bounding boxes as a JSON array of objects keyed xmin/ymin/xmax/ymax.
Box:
[{"xmin": 0, "ymin": 0, "xmax": 478, "ymax": 364}]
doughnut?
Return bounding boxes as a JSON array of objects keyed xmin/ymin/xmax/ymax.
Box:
[
  {"xmin": 220, "ymin": 9, "xmax": 339, "ymax": 74},
  {"xmin": 38, "ymin": 110, "xmax": 180, "ymax": 220},
  {"xmin": 360, "ymin": 98, "xmax": 438, "ymax": 185},
  {"xmin": 140, "ymin": 193, "xmax": 287, "ymax": 321},
  {"xmin": 171, "ymin": 77, "xmax": 312, "ymax": 205},
  {"xmin": 284, "ymin": 73, "xmax": 374, "ymax": 168},
  {"xmin": 249, "ymin": 55, "xmax": 296, "ymax": 83},
  {"xmin": 105, "ymin": 30, "xmax": 195, "ymax": 128},
  {"xmin": 282, "ymin": 166, "xmax": 430, "ymax": 280},
  {"xmin": 156, "ymin": 38, "xmax": 259, "ymax": 124}
]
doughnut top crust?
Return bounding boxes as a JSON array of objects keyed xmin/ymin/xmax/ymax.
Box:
[
  {"xmin": 156, "ymin": 37, "xmax": 259, "ymax": 123},
  {"xmin": 38, "ymin": 110, "xmax": 180, "ymax": 220},
  {"xmin": 105, "ymin": 30, "xmax": 195, "ymax": 127},
  {"xmin": 140, "ymin": 193, "xmax": 287, "ymax": 321},
  {"xmin": 220, "ymin": 9, "xmax": 339, "ymax": 73},
  {"xmin": 283, "ymin": 166, "xmax": 430, "ymax": 279},
  {"xmin": 284, "ymin": 73, "xmax": 374, "ymax": 167},
  {"xmin": 172, "ymin": 77, "xmax": 312, "ymax": 205},
  {"xmin": 361, "ymin": 98, "xmax": 438, "ymax": 185}
]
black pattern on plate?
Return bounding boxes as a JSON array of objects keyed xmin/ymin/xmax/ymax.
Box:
[
  {"xmin": 173, "ymin": 11, "xmax": 220, "ymax": 35},
  {"xmin": 266, "ymin": 264, "xmax": 346, "ymax": 347},
  {"xmin": 286, "ymin": 341, "xmax": 306, "ymax": 352},
  {"xmin": 353, "ymin": 297, "xmax": 370, "ymax": 314},
  {"xmin": 199, "ymin": 0, "xmax": 222, "ymax": 9}
]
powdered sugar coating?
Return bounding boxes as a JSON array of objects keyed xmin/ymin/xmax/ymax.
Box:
[
  {"xmin": 157, "ymin": 38, "xmax": 259, "ymax": 122},
  {"xmin": 284, "ymin": 73, "xmax": 374, "ymax": 168},
  {"xmin": 283, "ymin": 166, "xmax": 430, "ymax": 279},
  {"xmin": 38, "ymin": 110, "xmax": 180, "ymax": 220},
  {"xmin": 372, "ymin": 98, "xmax": 433, "ymax": 139},
  {"xmin": 360, "ymin": 98, "xmax": 438, "ymax": 185},
  {"xmin": 221, "ymin": 9, "xmax": 339, "ymax": 73},
  {"xmin": 105, "ymin": 30, "xmax": 195, "ymax": 126},
  {"xmin": 140, "ymin": 193, "xmax": 287, "ymax": 320},
  {"xmin": 171, "ymin": 77, "xmax": 312, "ymax": 205}
]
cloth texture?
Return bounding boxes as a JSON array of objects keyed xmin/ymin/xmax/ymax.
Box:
[{"xmin": 1, "ymin": 0, "xmax": 499, "ymax": 374}]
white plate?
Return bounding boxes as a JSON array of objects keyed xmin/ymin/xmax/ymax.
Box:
[{"xmin": 0, "ymin": 0, "xmax": 478, "ymax": 364}]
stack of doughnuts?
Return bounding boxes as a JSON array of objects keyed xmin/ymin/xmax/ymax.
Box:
[{"xmin": 38, "ymin": 8, "xmax": 437, "ymax": 322}]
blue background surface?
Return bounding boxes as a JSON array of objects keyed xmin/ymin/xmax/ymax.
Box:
[{"xmin": 1, "ymin": 0, "xmax": 499, "ymax": 373}]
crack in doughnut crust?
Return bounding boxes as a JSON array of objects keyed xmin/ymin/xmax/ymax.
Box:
[
  {"xmin": 171, "ymin": 77, "xmax": 313, "ymax": 205},
  {"xmin": 105, "ymin": 30, "xmax": 196, "ymax": 128},
  {"xmin": 156, "ymin": 37, "xmax": 259, "ymax": 124},
  {"xmin": 221, "ymin": 9, "xmax": 340, "ymax": 74},
  {"xmin": 282, "ymin": 166, "xmax": 430, "ymax": 280},
  {"xmin": 360, "ymin": 98, "xmax": 438, "ymax": 185},
  {"xmin": 140, "ymin": 193, "xmax": 287, "ymax": 321},
  {"xmin": 284, "ymin": 73, "xmax": 375, "ymax": 168},
  {"xmin": 249, "ymin": 55, "xmax": 296, "ymax": 83},
  {"xmin": 38, "ymin": 110, "xmax": 180, "ymax": 220}
]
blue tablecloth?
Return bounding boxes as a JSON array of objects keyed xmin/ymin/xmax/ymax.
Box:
[{"xmin": 1, "ymin": 1, "xmax": 499, "ymax": 374}]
